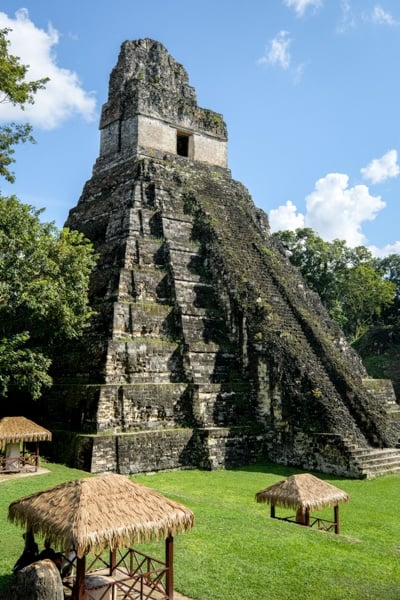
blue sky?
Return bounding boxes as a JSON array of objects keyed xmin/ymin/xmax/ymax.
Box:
[{"xmin": 1, "ymin": 0, "xmax": 400, "ymax": 256}]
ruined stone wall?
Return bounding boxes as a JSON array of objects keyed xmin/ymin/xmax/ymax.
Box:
[
  {"xmin": 96, "ymin": 39, "xmax": 227, "ymax": 171},
  {"xmin": 191, "ymin": 130, "xmax": 227, "ymax": 168},
  {"xmin": 98, "ymin": 112, "xmax": 227, "ymax": 170},
  {"xmin": 74, "ymin": 427, "xmax": 266, "ymax": 474}
]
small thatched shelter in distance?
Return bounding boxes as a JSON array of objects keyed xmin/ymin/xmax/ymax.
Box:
[
  {"xmin": 0, "ymin": 417, "xmax": 52, "ymax": 473},
  {"xmin": 256, "ymin": 473, "xmax": 349, "ymax": 534},
  {"xmin": 8, "ymin": 473, "xmax": 194, "ymax": 600}
]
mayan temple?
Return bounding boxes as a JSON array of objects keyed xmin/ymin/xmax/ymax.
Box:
[{"xmin": 47, "ymin": 38, "xmax": 400, "ymax": 478}]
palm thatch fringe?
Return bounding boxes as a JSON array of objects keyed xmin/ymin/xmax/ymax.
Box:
[
  {"xmin": 0, "ymin": 417, "xmax": 52, "ymax": 443},
  {"xmin": 9, "ymin": 474, "xmax": 194, "ymax": 558},
  {"xmin": 255, "ymin": 473, "xmax": 349, "ymax": 511}
]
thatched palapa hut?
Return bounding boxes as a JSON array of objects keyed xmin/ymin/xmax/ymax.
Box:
[
  {"xmin": 256, "ymin": 473, "xmax": 349, "ymax": 534},
  {"xmin": 8, "ymin": 473, "xmax": 194, "ymax": 600},
  {"xmin": 0, "ymin": 416, "xmax": 52, "ymax": 473}
]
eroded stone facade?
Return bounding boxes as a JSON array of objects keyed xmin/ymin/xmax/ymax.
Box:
[{"xmin": 48, "ymin": 39, "xmax": 400, "ymax": 478}]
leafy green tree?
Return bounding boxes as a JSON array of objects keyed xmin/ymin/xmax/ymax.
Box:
[
  {"xmin": 0, "ymin": 27, "xmax": 48, "ymax": 183},
  {"xmin": 378, "ymin": 253, "xmax": 400, "ymax": 325},
  {"xmin": 273, "ymin": 228, "xmax": 348, "ymax": 306},
  {"xmin": 0, "ymin": 28, "xmax": 97, "ymax": 400},
  {"xmin": 339, "ymin": 262, "xmax": 395, "ymax": 340},
  {"xmin": 274, "ymin": 228, "xmax": 396, "ymax": 341},
  {"xmin": 0, "ymin": 196, "xmax": 97, "ymax": 399}
]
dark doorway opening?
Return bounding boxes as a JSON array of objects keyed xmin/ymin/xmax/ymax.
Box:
[{"xmin": 177, "ymin": 132, "xmax": 190, "ymax": 157}]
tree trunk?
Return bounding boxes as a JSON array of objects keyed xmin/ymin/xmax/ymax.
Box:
[{"xmin": 9, "ymin": 559, "xmax": 64, "ymax": 600}]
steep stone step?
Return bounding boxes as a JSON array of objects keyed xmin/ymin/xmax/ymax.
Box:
[
  {"xmin": 162, "ymin": 215, "xmax": 194, "ymax": 244},
  {"xmin": 343, "ymin": 443, "xmax": 400, "ymax": 478},
  {"xmin": 174, "ymin": 279, "xmax": 216, "ymax": 313},
  {"xmin": 180, "ymin": 314, "xmax": 228, "ymax": 347},
  {"xmin": 388, "ymin": 407, "xmax": 400, "ymax": 422},
  {"xmin": 180, "ymin": 314, "xmax": 213, "ymax": 342},
  {"xmin": 188, "ymin": 350, "xmax": 237, "ymax": 383},
  {"xmin": 119, "ymin": 268, "xmax": 171, "ymax": 303},
  {"xmin": 116, "ymin": 207, "xmax": 161, "ymax": 239},
  {"xmin": 135, "ymin": 238, "xmax": 165, "ymax": 268},
  {"xmin": 362, "ymin": 378, "xmax": 400, "ymax": 421},
  {"xmin": 168, "ymin": 247, "xmax": 204, "ymax": 283},
  {"xmin": 160, "ymin": 206, "xmax": 244, "ymax": 415},
  {"xmin": 96, "ymin": 382, "xmax": 190, "ymax": 431},
  {"xmin": 359, "ymin": 450, "xmax": 400, "ymax": 478},
  {"xmin": 193, "ymin": 383, "xmax": 253, "ymax": 427},
  {"xmin": 351, "ymin": 447, "xmax": 400, "ymax": 459},
  {"xmin": 193, "ymin": 383, "xmax": 224, "ymax": 427},
  {"xmin": 112, "ymin": 301, "xmax": 173, "ymax": 337},
  {"xmin": 104, "ymin": 338, "xmax": 182, "ymax": 384}
]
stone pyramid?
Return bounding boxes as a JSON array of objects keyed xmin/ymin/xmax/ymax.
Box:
[{"xmin": 49, "ymin": 39, "xmax": 400, "ymax": 477}]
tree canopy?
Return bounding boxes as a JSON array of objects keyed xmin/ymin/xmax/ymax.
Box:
[
  {"xmin": 0, "ymin": 27, "xmax": 48, "ymax": 183},
  {"xmin": 0, "ymin": 196, "xmax": 97, "ymax": 399},
  {"xmin": 0, "ymin": 28, "xmax": 96, "ymax": 400},
  {"xmin": 273, "ymin": 228, "xmax": 396, "ymax": 341}
]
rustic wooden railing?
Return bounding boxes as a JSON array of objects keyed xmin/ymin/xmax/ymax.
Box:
[
  {"xmin": 63, "ymin": 547, "xmax": 169, "ymax": 600},
  {"xmin": 274, "ymin": 514, "xmax": 337, "ymax": 532},
  {"xmin": 0, "ymin": 454, "xmax": 38, "ymax": 473}
]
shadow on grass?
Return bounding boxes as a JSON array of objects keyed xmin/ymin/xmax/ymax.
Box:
[
  {"xmin": 233, "ymin": 460, "xmax": 352, "ymax": 482},
  {"xmin": 0, "ymin": 573, "xmax": 12, "ymax": 596}
]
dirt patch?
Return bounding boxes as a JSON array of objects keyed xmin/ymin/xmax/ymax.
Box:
[{"xmin": 0, "ymin": 467, "xmax": 50, "ymax": 483}]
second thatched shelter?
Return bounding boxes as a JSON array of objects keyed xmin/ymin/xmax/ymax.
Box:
[
  {"xmin": 256, "ymin": 473, "xmax": 349, "ymax": 534},
  {"xmin": 0, "ymin": 416, "xmax": 52, "ymax": 473},
  {"xmin": 9, "ymin": 473, "xmax": 195, "ymax": 599}
]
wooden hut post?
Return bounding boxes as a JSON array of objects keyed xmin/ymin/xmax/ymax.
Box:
[
  {"xmin": 109, "ymin": 548, "xmax": 116, "ymax": 576},
  {"xmin": 270, "ymin": 504, "xmax": 275, "ymax": 519},
  {"xmin": 165, "ymin": 534, "xmax": 174, "ymax": 599},
  {"xmin": 305, "ymin": 508, "xmax": 310, "ymax": 527},
  {"xmin": 296, "ymin": 507, "xmax": 305, "ymax": 524},
  {"xmin": 334, "ymin": 505, "xmax": 340, "ymax": 534},
  {"xmin": 35, "ymin": 441, "xmax": 40, "ymax": 471},
  {"xmin": 74, "ymin": 556, "xmax": 86, "ymax": 600}
]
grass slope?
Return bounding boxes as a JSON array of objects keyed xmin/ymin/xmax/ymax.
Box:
[{"xmin": 1, "ymin": 462, "xmax": 399, "ymax": 599}]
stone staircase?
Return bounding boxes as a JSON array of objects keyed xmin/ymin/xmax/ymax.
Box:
[
  {"xmin": 363, "ymin": 378, "xmax": 400, "ymax": 423},
  {"xmin": 192, "ymin": 179, "xmax": 370, "ymax": 443},
  {"xmin": 58, "ymin": 155, "xmax": 400, "ymax": 476},
  {"xmin": 186, "ymin": 170, "xmax": 400, "ymax": 475},
  {"xmin": 342, "ymin": 438, "xmax": 400, "ymax": 478},
  {"xmin": 160, "ymin": 208, "xmax": 253, "ymax": 428},
  {"xmin": 90, "ymin": 174, "xmax": 256, "ymax": 434}
]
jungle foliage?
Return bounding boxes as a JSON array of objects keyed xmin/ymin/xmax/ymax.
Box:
[
  {"xmin": 0, "ymin": 28, "xmax": 96, "ymax": 401},
  {"xmin": 273, "ymin": 228, "xmax": 399, "ymax": 342}
]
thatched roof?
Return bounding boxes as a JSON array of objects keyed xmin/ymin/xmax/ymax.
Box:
[
  {"xmin": 8, "ymin": 473, "xmax": 194, "ymax": 558},
  {"xmin": 255, "ymin": 473, "xmax": 349, "ymax": 511},
  {"xmin": 0, "ymin": 417, "xmax": 52, "ymax": 443}
]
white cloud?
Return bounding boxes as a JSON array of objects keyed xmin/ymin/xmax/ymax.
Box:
[
  {"xmin": 361, "ymin": 150, "xmax": 400, "ymax": 184},
  {"xmin": 368, "ymin": 240, "xmax": 400, "ymax": 258},
  {"xmin": 270, "ymin": 172, "xmax": 385, "ymax": 248},
  {"xmin": 269, "ymin": 200, "xmax": 305, "ymax": 231},
  {"xmin": 283, "ymin": 0, "xmax": 323, "ymax": 17},
  {"xmin": 258, "ymin": 31, "xmax": 292, "ymax": 69},
  {"xmin": 293, "ymin": 63, "xmax": 305, "ymax": 84},
  {"xmin": 369, "ymin": 5, "xmax": 396, "ymax": 26},
  {"xmin": 257, "ymin": 32, "xmax": 305, "ymax": 82},
  {"xmin": 0, "ymin": 9, "xmax": 96, "ymax": 129},
  {"xmin": 336, "ymin": 0, "xmax": 356, "ymax": 33},
  {"xmin": 304, "ymin": 173, "xmax": 385, "ymax": 246}
]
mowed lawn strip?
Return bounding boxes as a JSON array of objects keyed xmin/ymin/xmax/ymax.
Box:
[{"xmin": 1, "ymin": 461, "xmax": 399, "ymax": 599}]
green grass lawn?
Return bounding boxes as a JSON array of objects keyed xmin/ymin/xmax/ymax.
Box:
[{"xmin": 1, "ymin": 461, "xmax": 399, "ymax": 599}]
